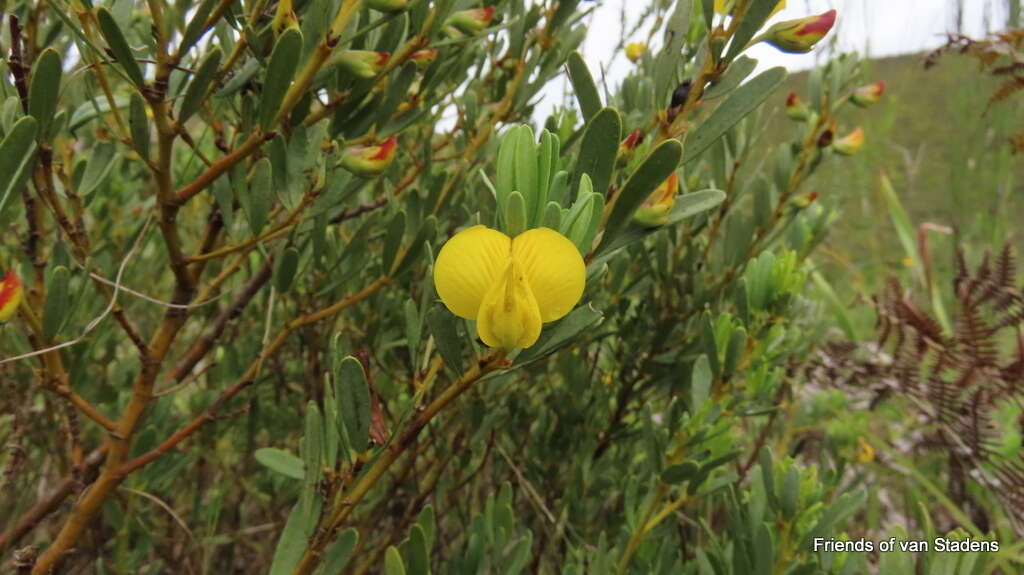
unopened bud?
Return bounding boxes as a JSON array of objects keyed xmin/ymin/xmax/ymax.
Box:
[
  {"xmin": 625, "ymin": 42, "xmax": 646, "ymax": 63},
  {"xmin": 445, "ymin": 7, "xmax": 496, "ymax": 36},
  {"xmin": 0, "ymin": 270, "xmax": 23, "ymax": 323},
  {"xmin": 633, "ymin": 172, "xmax": 679, "ymax": 227},
  {"xmin": 850, "ymin": 81, "xmax": 885, "ymax": 107},
  {"xmin": 785, "ymin": 92, "xmax": 809, "ymax": 121},
  {"xmin": 832, "ymin": 127, "xmax": 864, "ymax": 156},
  {"xmin": 618, "ymin": 129, "xmax": 643, "ymax": 167},
  {"xmin": 329, "ymin": 50, "xmax": 390, "ymax": 79},
  {"xmin": 762, "ymin": 9, "xmax": 836, "ymax": 54},
  {"xmin": 340, "ymin": 136, "xmax": 398, "ymax": 177},
  {"xmin": 409, "ymin": 49, "xmax": 438, "ymax": 68}
]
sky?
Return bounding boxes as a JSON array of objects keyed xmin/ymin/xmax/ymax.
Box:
[{"xmin": 537, "ymin": 0, "xmax": 1013, "ymax": 118}]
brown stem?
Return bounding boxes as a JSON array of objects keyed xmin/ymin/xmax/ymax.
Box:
[{"xmin": 173, "ymin": 131, "xmax": 274, "ymax": 205}]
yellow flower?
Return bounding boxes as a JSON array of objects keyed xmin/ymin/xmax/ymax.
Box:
[
  {"xmin": 855, "ymin": 437, "xmax": 875, "ymax": 464},
  {"xmin": 714, "ymin": 0, "xmax": 786, "ymax": 16},
  {"xmin": 433, "ymin": 226, "xmax": 586, "ymax": 349},
  {"xmin": 0, "ymin": 270, "xmax": 23, "ymax": 323},
  {"xmin": 625, "ymin": 42, "xmax": 646, "ymax": 63}
]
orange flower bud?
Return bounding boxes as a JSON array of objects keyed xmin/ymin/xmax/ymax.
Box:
[
  {"xmin": 785, "ymin": 92, "xmax": 809, "ymax": 121},
  {"xmin": 445, "ymin": 7, "xmax": 495, "ymax": 36},
  {"xmin": 633, "ymin": 172, "xmax": 679, "ymax": 227},
  {"xmin": 618, "ymin": 129, "xmax": 643, "ymax": 166},
  {"xmin": 329, "ymin": 50, "xmax": 390, "ymax": 79},
  {"xmin": 832, "ymin": 127, "xmax": 864, "ymax": 156},
  {"xmin": 340, "ymin": 136, "xmax": 398, "ymax": 177},
  {"xmin": 409, "ymin": 49, "xmax": 438, "ymax": 68},
  {"xmin": 0, "ymin": 270, "xmax": 23, "ymax": 323},
  {"xmin": 850, "ymin": 81, "xmax": 885, "ymax": 107},
  {"xmin": 762, "ymin": 9, "xmax": 836, "ymax": 53}
]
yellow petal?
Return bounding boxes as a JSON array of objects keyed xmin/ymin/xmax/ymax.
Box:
[
  {"xmin": 511, "ymin": 227, "xmax": 586, "ymax": 322},
  {"xmin": 434, "ymin": 225, "xmax": 512, "ymax": 319},
  {"xmin": 476, "ymin": 260, "xmax": 542, "ymax": 349}
]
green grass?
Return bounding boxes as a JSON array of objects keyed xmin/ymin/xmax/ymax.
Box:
[{"xmin": 772, "ymin": 51, "xmax": 1023, "ymax": 330}]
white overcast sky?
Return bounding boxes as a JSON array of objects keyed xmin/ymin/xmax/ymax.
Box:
[{"xmin": 537, "ymin": 0, "xmax": 1012, "ymax": 117}]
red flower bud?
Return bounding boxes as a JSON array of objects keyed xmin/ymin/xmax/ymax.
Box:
[
  {"xmin": 0, "ymin": 270, "xmax": 23, "ymax": 323},
  {"xmin": 340, "ymin": 136, "xmax": 398, "ymax": 177},
  {"xmin": 763, "ymin": 9, "xmax": 836, "ymax": 53},
  {"xmin": 850, "ymin": 81, "xmax": 885, "ymax": 107}
]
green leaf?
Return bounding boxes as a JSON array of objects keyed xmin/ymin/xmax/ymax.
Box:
[
  {"xmin": 601, "ymin": 139, "xmax": 683, "ymax": 249},
  {"xmin": 780, "ymin": 465, "xmax": 799, "ymax": 519},
  {"xmin": 254, "ymin": 447, "xmax": 305, "ymax": 480},
  {"xmin": 384, "ymin": 546, "xmax": 406, "ymax": 575},
  {"xmin": 682, "ymin": 67, "xmax": 786, "ymax": 165},
  {"xmin": 382, "ymin": 210, "xmax": 406, "ymax": 275},
  {"xmin": 269, "ymin": 502, "xmax": 317, "ymax": 575},
  {"xmin": 336, "ymin": 356, "xmax": 372, "ymax": 452},
  {"xmin": 661, "ymin": 461, "xmax": 700, "ymax": 484},
  {"xmin": 69, "ymin": 95, "xmax": 130, "ymax": 132},
  {"xmin": 809, "ymin": 269, "xmax": 857, "ymax": 340},
  {"xmin": 322, "ymin": 529, "xmax": 359, "ymax": 574},
  {"xmin": 690, "ymin": 355, "xmax": 712, "ymax": 408},
  {"xmin": 427, "ymin": 305, "xmax": 464, "ymax": 374},
  {"xmin": 29, "ymin": 48, "xmax": 63, "ymax": 138},
  {"xmin": 42, "ymin": 266, "xmax": 71, "ymax": 339},
  {"xmin": 274, "ymin": 247, "xmax": 300, "ymax": 292},
  {"xmin": 416, "ymin": 505, "xmax": 436, "ymax": 548},
  {"xmin": 515, "ymin": 304, "xmax": 602, "ymax": 366},
  {"xmin": 393, "ymin": 216, "xmax": 437, "ymax": 277},
  {"xmin": 78, "ymin": 142, "xmax": 118, "ymax": 197},
  {"xmin": 259, "ymin": 28, "xmax": 303, "ymax": 129},
  {"xmin": 129, "ymin": 93, "xmax": 149, "ymax": 160},
  {"xmin": 178, "ymin": 47, "xmax": 222, "ymax": 124},
  {"xmin": 406, "ymin": 525, "xmax": 430, "ymax": 575},
  {"xmin": 505, "ymin": 191, "xmax": 528, "ymax": 236},
  {"xmin": 96, "ymin": 8, "xmax": 145, "ymax": 88},
  {"xmin": 806, "ymin": 491, "xmax": 866, "ymax": 545},
  {"xmin": 179, "ymin": 0, "xmax": 218, "ymax": 54},
  {"xmin": 566, "ymin": 51, "xmax": 601, "ymax": 121},
  {"xmin": 703, "ymin": 56, "xmax": 757, "ymax": 100},
  {"xmin": 246, "ymin": 158, "xmax": 273, "ymax": 234},
  {"xmin": 725, "ymin": 0, "xmax": 783, "ymax": 62},
  {"xmin": 0, "ymin": 116, "xmax": 39, "ymax": 215},
  {"xmin": 572, "ymin": 107, "xmax": 620, "ymax": 200}
]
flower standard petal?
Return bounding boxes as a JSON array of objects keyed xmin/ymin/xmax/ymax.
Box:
[
  {"xmin": 511, "ymin": 227, "xmax": 586, "ymax": 322},
  {"xmin": 433, "ymin": 225, "xmax": 512, "ymax": 319},
  {"xmin": 476, "ymin": 260, "xmax": 543, "ymax": 349}
]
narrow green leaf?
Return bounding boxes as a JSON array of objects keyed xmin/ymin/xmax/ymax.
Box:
[
  {"xmin": 515, "ymin": 304, "xmax": 602, "ymax": 366},
  {"xmin": 393, "ymin": 216, "xmax": 437, "ymax": 277},
  {"xmin": 254, "ymin": 447, "xmax": 305, "ymax": 480},
  {"xmin": 246, "ymin": 157, "xmax": 273, "ymax": 234},
  {"xmin": 427, "ymin": 305, "xmax": 464, "ymax": 374},
  {"xmin": 661, "ymin": 461, "xmax": 700, "ymax": 484},
  {"xmin": 0, "ymin": 115, "xmax": 39, "ymax": 215},
  {"xmin": 382, "ymin": 210, "xmax": 407, "ymax": 275},
  {"xmin": 42, "ymin": 266, "xmax": 71, "ymax": 339},
  {"xmin": 566, "ymin": 51, "xmax": 601, "ymax": 121},
  {"xmin": 572, "ymin": 107, "xmax": 620, "ymax": 199},
  {"xmin": 406, "ymin": 525, "xmax": 430, "ymax": 575},
  {"xmin": 78, "ymin": 142, "xmax": 118, "ymax": 196},
  {"xmin": 179, "ymin": 0, "xmax": 218, "ymax": 54},
  {"xmin": 322, "ymin": 529, "xmax": 359, "ymax": 574},
  {"xmin": 601, "ymin": 139, "xmax": 683, "ymax": 248},
  {"xmin": 29, "ymin": 48, "xmax": 63, "ymax": 138},
  {"xmin": 259, "ymin": 28, "xmax": 303, "ymax": 129},
  {"xmin": 337, "ymin": 356, "xmax": 372, "ymax": 452},
  {"xmin": 683, "ymin": 67, "xmax": 786, "ymax": 165},
  {"xmin": 96, "ymin": 8, "xmax": 145, "ymax": 88},
  {"xmin": 269, "ymin": 502, "xmax": 317, "ymax": 575},
  {"xmin": 703, "ymin": 56, "xmax": 757, "ymax": 100},
  {"xmin": 384, "ymin": 546, "xmax": 406, "ymax": 575},
  {"xmin": 129, "ymin": 93, "xmax": 149, "ymax": 160},
  {"xmin": 725, "ymin": 0, "xmax": 783, "ymax": 62},
  {"xmin": 178, "ymin": 47, "xmax": 222, "ymax": 124},
  {"xmin": 690, "ymin": 355, "xmax": 712, "ymax": 408},
  {"xmin": 274, "ymin": 247, "xmax": 300, "ymax": 292},
  {"xmin": 505, "ymin": 191, "xmax": 528, "ymax": 236}
]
